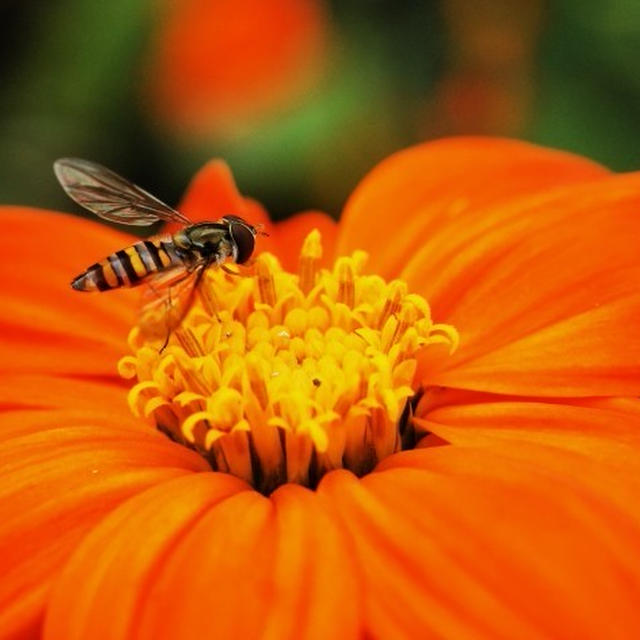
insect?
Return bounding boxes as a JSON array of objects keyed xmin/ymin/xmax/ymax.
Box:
[{"xmin": 54, "ymin": 158, "xmax": 264, "ymax": 346}]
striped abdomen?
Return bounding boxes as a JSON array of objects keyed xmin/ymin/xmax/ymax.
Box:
[{"xmin": 71, "ymin": 236, "xmax": 183, "ymax": 291}]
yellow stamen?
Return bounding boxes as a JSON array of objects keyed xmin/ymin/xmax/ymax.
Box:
[
  {"xmin": 299, "ymin": 229, "xmax": 322, "ymax": 294},
  {"xmin": 121, "ymin": 230, "xmax": 458, "ymax": 493},
  {"xmin": 256, "ymin": 255, "xmax": 277, "ymax": 306}
]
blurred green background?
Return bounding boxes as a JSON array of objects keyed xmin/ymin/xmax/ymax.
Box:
[{"xmin": 1, "ymin": 0, "xmax": 639, "ymax": 222}]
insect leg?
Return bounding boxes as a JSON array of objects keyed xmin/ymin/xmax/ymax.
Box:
[
  {"xmin": 193, "ymin": 257, "xmax": 223, "ymax": 323},
  {"xmin": 159, "ymin": 274, "xmax": 191, "ymax": 353},
  {"xmin": 158, "ymin": 259, "xmax": 216, "ymax": 353},
  {"xmin": 221, "ymin": 264, "xmax": 240, "ymax": 277}
]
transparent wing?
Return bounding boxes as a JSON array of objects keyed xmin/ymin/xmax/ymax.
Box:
[
  {"xmin": 138, "ymin": 266, "xmax": 203, "ymax": 343},
  {"xmin": 53, "ymin": 158, "xmax": 192, "ymax": 226},
  {"xmin": 140, "ymin": 267, "xmax": 195, "ymax": 326}
]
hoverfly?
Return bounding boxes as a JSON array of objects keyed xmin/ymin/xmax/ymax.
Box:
[{"xmin": 54, "ymin": 158, "xmax": 264, "ymax": 347}]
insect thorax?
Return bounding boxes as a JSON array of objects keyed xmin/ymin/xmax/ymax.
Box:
[{"xmin": 175, "ymin": 223, "xmax": 233, "ymax": 263}]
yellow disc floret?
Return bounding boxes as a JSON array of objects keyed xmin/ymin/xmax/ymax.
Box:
[{"xmin": 119, "ymin": 230, "xmax": 458, "ymax": 492}]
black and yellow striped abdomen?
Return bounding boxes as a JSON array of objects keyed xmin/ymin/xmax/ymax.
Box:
[{"xmin": 71, "ymin": 236, "xmax": 183, "ymax": 291}]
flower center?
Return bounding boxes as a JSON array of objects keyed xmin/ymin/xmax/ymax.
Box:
[{"xmin": 119, "ymin": 230, "xmax": 458, "ymax": 493}]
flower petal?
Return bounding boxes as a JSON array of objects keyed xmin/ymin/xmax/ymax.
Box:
[
  {"xmin": 272, "ymin": 211, "xmax": 337, "ymax": 272},
  {"xmin": 177, "ymin": 158, "xmax": 337, "ymax": 270},
  {"xmin": 0, "ymin": 374, "xmax": 141, "ymax": 441},
  {"xmin": 415, "ymin": 398, "xmax": 640, "ymax": 466},
  {"xmin": 136, "ymin": 486, "xmax": 360, "ymax": 640},
  {"xmin": 50, "ymin": 484, "xmax": 361, "ymax": 639},
  {"xmin": 320, "ymin": 447, "xmax": 640, "ymax": 639},
  {"xmin": 337, "ymin": 137, "xmax": 608, "ymax": 278},
  {"xmin": 0, "ymin": 425, "xmax": 207, "ymax": 640},
  {"xmin": 0, "ymin": 374, "xmax": 129, "ymax": 410},
  {"xmin": 178, "ymin": 159, "xmax": 271, "ymax": 229},
  {"xmin": 409, "ymin": 171, "xmax": 640, "ymax": 396},
  {"xmin": 44, "ymin": 473, "xmax": 248, "ymax": 640},
  {"xmin": 133, "ymin": 490, "xmax": 275, "ymax": 639},
  {"xmin": 255, "ymin": 484, "xmax": 361, "ymax": 640},
  {"xmin": 0, "ymin": 208, "xmax": 136, "ymax": 376},
  {"xmin": 146, "ymin": 0, "xmax": 327, "ymax": 136}
]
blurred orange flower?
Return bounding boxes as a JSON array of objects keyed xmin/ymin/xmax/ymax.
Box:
[
  {"xmin": 145, "ymin": 0, "xmax": 328, "ymax": 137},
  {"xmin": 2, "ymin": 138, "xmax": 640, "ymax": 639}
]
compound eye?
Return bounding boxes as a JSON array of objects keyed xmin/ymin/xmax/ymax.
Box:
[{"xmin": 230, "ymin": 223, "xmax": 255, "ymax": 264}]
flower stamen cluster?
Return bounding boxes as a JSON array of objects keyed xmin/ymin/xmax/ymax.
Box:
[{"xmin": 119, "ymin": 230, "xmax": 458, "ymax": 492}]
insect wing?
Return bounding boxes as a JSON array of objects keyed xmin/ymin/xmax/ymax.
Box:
[
  {"xmin": 53, "ymin": 158, "xmax": 192, "ymax": 226},
  {"xmin": 138, "ymin": 267, "xmax": 201, "ymax": 341}
]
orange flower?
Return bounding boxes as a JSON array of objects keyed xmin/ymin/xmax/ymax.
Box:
[
  {"xmin": 2, "ymin": 137, "xmax": 640, "ymax": 639},
  {"xmin": 145, "ymin": 0, "xmax": 328, "ymax": 137}
]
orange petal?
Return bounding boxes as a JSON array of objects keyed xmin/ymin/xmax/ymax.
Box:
[
  {"xmin": 575, "ymin": 396, "xmax": 640, "ymax": 417},
  {"xmin": 254, "ymin": 484, "xmax": 361, "ymax": 640},
  {"xmin": 337, "ymin": 137, "xmax": 608, "ymax": 278},
  {"xmin": 271, "ymin": 211, "xmax": 337, "ymax": 272},
  {"xmin": 380, "ymin": 443, "xmax": 640, "ymax": 542},
  {"xmin": 0, "ymin": 407, "xmax": 142, "ymax": 445},
  {"xmin": 430, "ymin": 295, "xmax": 640, "ymax": 396},
  {"xmin": 55, "ymin": 486, "xmax": 363, "ymax": 640},
  {"xmin": 175, "ymin": 158, "xmax": 287, "ymax": 263},
  {"xmin": 1, "ymin": 208, "xmax": 136, "ymax": 376},
  {"xmin": 136, "ymin": 487, "xmax": 361, "ymax": 640},
  {"xmin": 415, "ymin": 399, "xmax": 640, "ymax": 466},
  {"xmin": 2, "ymin": 316, "xmax": 129, "ymax": 378},
  {"xmin": 0, "ymin": 426, "xmax": 207, "ymax": 640},
  {"xmin": 44, "ymin": 473, "xmax": 248, "ymax": 640},
  {"xmin": 320, "ymin": 448, "xmax": 640, "ymax": 639},
  {"xmin": 0, "ymin": 374, "xmax": 140, "ymax": 441},
  {"xmin": 146, "ymin": 0, "xmax": 327, "ymax": 136},
  {"xmin": 407, "ymin": 171, "xmax": 640, "ymax": 396},
  {"xmin": 133, "ymin": 490, "xmax": 274, "ymax": 639},
  {"xmin": 176, "ymin": 159, "xmax": 337, "ymax": 269},
  {"xmin": 0, "ymin": 374, "xmax": 130, "ymax": 413},
  {"xmin": 178, "ymin": 159, "xmax": 273, "ymax": 230}
]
